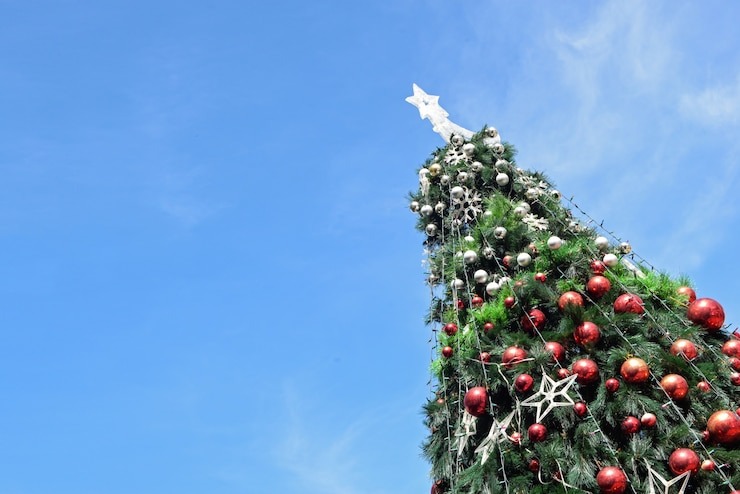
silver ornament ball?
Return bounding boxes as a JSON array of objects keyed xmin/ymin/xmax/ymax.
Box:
[
  {"xmin": 471, "ymin": 161, "xmax": 483, "ymax": 172},
  {"xmin": 486, "ymin": 127, "xmax": 498, "ymax": 138},
  {"xmin": 409, "ymin": 201, "xmax": 420, "ymax": 213},
  {"xmin": 619, "ymin": 242, "xmax": 632, "ymax": 254},
  {"xmin": 516, "ymin": 252, "xmax": 532, "ymax": 267},
  {"xmin": 496, "ymin": 173, "xmax": 510, "ymax": 186},
  {"xmin": 425, "ymin": 224, "xmax": 438, "ymax": 236},
  {"xmin": 482, "ymin": 246, "xmax": 495, "ymax": 259},
  {"xmin": 451, "ymin": 135, "xmax": 464, "ymax": 147},
  {"xmin": 462, "ymin": 143, "xmax": 476, "ymax": 157},
  {"xmin": 463, "ymin": 250, "xmax": 478, "ymax": 264},
  {"xmin": 547, "ymin": 236, "xmax": 562, "ymax": 250},
  {"xmin": 486, "ymin": 281, "xmax": 500, "ymax": 295},
  {"xmin": 457, "ymin": 171, "xmax": 469, "ymax": 182},
  {"xmin": 595, "ymin": 236, "xmax": 609, "ymax": 250},
  {"xmin": 494, "ymin": 227, "xmax": 507, "ymax": 239},
  {"xmin": 451, "ymin": 278, "xmax": 465, "ymax": 290},
  {"xmin": 420, "ymin": 204, "xmax": 433, "ymax": 216},
  {"xmin": 450, "ymin": 186, "xmax": 465, "ymax": 199},
  {"xmin": 440, "ymin": 174, "xmax": 451, "ymax": 185},
  {"xmin": 474, "ymin": 269, "xmax": 489, "ymax": 284},
  {"xmin": 434, "ymin": 202, "xmax": 446, "ymax": 214},
  {"xmin": 603, "ymin": 253, "xmax": 619, "ymax": 267}
]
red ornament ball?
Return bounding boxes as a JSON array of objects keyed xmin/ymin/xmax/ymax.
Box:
[
  {"xmin": 723, "ymin": 339, "xmax": 740, "ymax": 358},
  {"xmin": 732, "ymin": 372, "xmax": 740, "ymax": 385},
  {"xmin": 514, "ymin": 373, "xmax": 535, "ymax": 393},
  {"xmin": 701, "ymin": 460, "xmax": 716, "ymax": 471},
  {"xmin": 509, "ymin": 431, "xmax": 522, "ymax": 445},
  {"xmin": 687, "ymin": 297, "xmax": 725, "ymax": 331},
  {"xmin": 676, "ymin": 286, "xmax": 697, "ymax": 303},
  {"xmin": 619, "ymin": 357, "xmax": 650, "ymax": 384},
  {"xmin": 504, "ymin": 296, "xmax": 516, "ymax": 309},
  {"xmin": 443, "ymin": 323, "xmax": 458, "ymax": 336},
  {"xmin": 442, "ymin": 346, "xmax": 454, "ymax": 358},
  {"xmin": 574, "ymin": 321, "xmax": 601, "ymax": 347},
  {"xmin": 502, "ymin": 346, "xmax": 528, "ymax": 369},
  {"xmin": 668, "ymin": 448, "xmax": 700, "ymax": 475},
  {"xmin": 557, "ymin": 368, "xmax": 571, "ymax": 379},
  {"xmin": 596, "ymin": 466, "xmax": 628, "ymax": 494},
  {"xmin": 521, "ymin": 309, "xmax": 547, "ymax": 332},
  {"xmin": 730, "ymin": 357, "xmax": 740, "ymax": 371},
  {"xmin": 620, "ymin": 357, "xmax": 650, "ymax": 384},
  {"xmin": 614, "ymin": 293, "xmax": 644, "ymax": 315},
  {"xmin": 586, "ymin": 275, "xmax": 612, "ymax": 299},
  {"xmin": 641, "ymin": 413, "xmax": 657, "ymax": 428},
  {"xmin": 471, "ymin": 295, "xmax": 484, "ymax": 308},
  {"xmin": 502, "ymin": 255, "xmax": 514, "ymax": 269},
  {"xmin": 670, "ymin": 339, "xmax": 698, "ymax": 360},
  {"xmin": 457, "ymin": 299, "xmax": 465, "ymax": 309},
  {"xmin": 590, "ymin": 259, "xmax": 607, "ymax": 275},
  {"xmin": 483, "ymin": 322, "xmax": 495, "ymax": 333},
  {"xmin": 528, "ymin": 423, "xmax": 547, "ymax": 442},
  {"xmin": 528, "ymin": 459, "xmax": 540, "ymax": 472},
  {"xmin": 572, "ymin": 358, "xmax": 600, "ymax": 384},
  {"xmin": 706, "ymin": 410, "xmax": 740, "ymax": 445},
  {"xmin": 697, "ymin": 380, "xmax": 711, "ymax": 392},
  {"xmin": 621, "ymin": 416, "xmax": 640, "ymax": 434},
  {"xmin": 661, "ymin": 374, "xmax": 689, "ymax": 400},
  {"xmin": 605, "ymin": 378, "xmax": 621, "ymax": 393},
  {"xmin": 534, "ymin": 272, "xmax": 547, "ymax": 283},
  {"xmin": 479, "ymin": 352, "xmax": 491, "ymax": 363},
  {"xmin": 463, "ymin": 387, "xmax": 488, "ymax": 417},
  {"xmin": 544, "ymin": 341, "xmax": 566, "ymax": 363},
  {"xmin": 431, "ymin": 480, "xmax": 446, "ymax": 494},
  {"xmin": 558, "ymin": 291, "xmax": 584, "ymax": 311},
  {"xmin": 574, "ymin": 401, "xmax": 588, "ymax": 417}
]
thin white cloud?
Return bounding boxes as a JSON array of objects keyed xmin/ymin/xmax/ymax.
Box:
[{"xmin": 680, "ymin": 76, "xmax": 740, "ymax": 125}]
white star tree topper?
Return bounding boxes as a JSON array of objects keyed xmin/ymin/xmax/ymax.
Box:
[
  {"xmin": 406, "ymin": 84, "xmax": 475, "ymax": 143},
  {"xmin": 520, "ymin": 372, "xmax": 578, "ymax": 422}
]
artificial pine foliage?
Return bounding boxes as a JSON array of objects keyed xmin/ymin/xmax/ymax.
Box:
[{"xmin": 407, "ymin": 86, "xmax": 739, "ymax": 494}]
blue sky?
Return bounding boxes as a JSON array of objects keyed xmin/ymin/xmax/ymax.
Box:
[{"xmin": 1, "ymin": 1, "xmax": 740, "ymax": 493}]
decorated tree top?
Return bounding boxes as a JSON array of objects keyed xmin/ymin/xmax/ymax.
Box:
[{"xmin": 407, "ymin": 85, "xmax": 740, "ymax": 494}]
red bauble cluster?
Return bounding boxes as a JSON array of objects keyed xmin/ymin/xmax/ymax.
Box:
[
  {"xmin": 504, "ymin": 296, "xmax": 516, "ymax": 309},
  {"xmin": 668, "ymin": 448, "xmax": 700, "ymax": 475},
  {"xmin": 463, "ymin": 387, "xmax": 488, "ymax": 417},
  {"xmin": 502, "ymin": 346, "xmax": 528, "ymax": 369},
  {"xmin": 586, "ymin": 275, "xmax": 611, "ymax": 299},
  {"xmin": 558, "ymin": 291, "xmax": 584, "ymax": 311},
  {"xmin": 670, "ymin": 339, "xmax": 698, "ymax": 360},
  {"xmin": 442, "ymin": 346, "xmax": 453, "ymax": 358},
  {"xmin": 613, "ymin": 293, "xmax": 644, "ymax": 315},
  {"xmin": 661, "ymin": 374, "xmax": 689, "ymax": 400},
  {"xmin": 596, "ymin": 466, "xmax": 627, "ymax": 494},
  {"xmin": 471, "ymin": 295, "xmax": 484, "ymax": 308},
  {"xmin": 521, "ymin": 308, "xmax": 546, "ymax": 332},
  {"xmin": 687, "ymin": 297, "xmax": 725, "ymax": 331},
  {"xmin": 574, "ymin": 401, "xmax": 588, "ymax": 417},
  {"xmin": 706, "ymin": 410, "xmax": 740, "ymax": 445},
  {"xmin": 534, "ymin": 272, "xmax": 547, "ymax": 282},
  {"xmin": 620, "ymin": 357, "xmax": 650, "ymax": 384},
  {"xmin": 483, "ymin": 322, "xmax": 494, "ymax": 333},
  {"xmin": 479, "ymin": 352, "xmax": 491, "ymax": 363},
  {"xmin": 574, "ymin": 321, "xmax": 601, "ymax": 347},
  {"xmin": 572, "ymin": 358, "xmax": 599, "ymax": 384}
]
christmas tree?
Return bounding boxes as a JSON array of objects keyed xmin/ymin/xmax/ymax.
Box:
[{"xmin": 406, "ymin": 84, "xmax": 740, "ymax": 494}]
